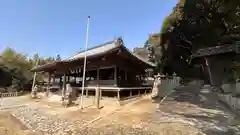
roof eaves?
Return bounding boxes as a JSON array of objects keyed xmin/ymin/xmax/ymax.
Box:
[
  {"xmin": 122, "ymin": 45, "xmax": 156, "ymax": 67},
  {"xmin": 66, "ymin": 40, "xmax": 116, "ymax": 60}
]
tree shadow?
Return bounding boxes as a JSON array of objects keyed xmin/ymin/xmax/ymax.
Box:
[{"xmin": 156, "ymin": 85, "xmax": 240, "ymax": 135}]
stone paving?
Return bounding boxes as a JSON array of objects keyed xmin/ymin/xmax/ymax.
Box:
[{"xmin": 10, "ymin": 105, "xmax": 79, "ymax": 135}]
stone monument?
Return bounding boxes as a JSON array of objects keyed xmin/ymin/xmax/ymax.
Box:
[{"xmin": 31, "ymin": 85, "xmax": 38, "ymax": 98}]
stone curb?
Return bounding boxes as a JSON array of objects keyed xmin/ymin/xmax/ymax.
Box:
[{"xmin": 0, "ymin": 104, "xmax": 27, "ymax": 110}]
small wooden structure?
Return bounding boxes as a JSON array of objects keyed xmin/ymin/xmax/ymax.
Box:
[
  {"xmin": 192, "ymin": 43, "xmax": 240, "ymax": 93},
  {"xmin": 31, "ymin": 38, "xmax": 155, "ymax": 101}
]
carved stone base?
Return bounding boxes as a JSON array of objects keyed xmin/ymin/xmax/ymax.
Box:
[{"xmin": 31, "ymin": 91, "xmax": 37, "ymax": 99}]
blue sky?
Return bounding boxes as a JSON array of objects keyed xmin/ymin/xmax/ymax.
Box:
[{"xmin": 0, "ymin": 0, "xmax": 177, "ymax": 59}]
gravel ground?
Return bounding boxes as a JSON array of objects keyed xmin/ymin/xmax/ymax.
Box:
[
  {"xmin": 1, "ymin": 85, "xmax": 239, "ymax": 135},
  {"xmin": 10, "ymin": 106, "xmax": 80, "ymax": 135},
  {"xmin": 0, "ymin": 96, "xmax": 29, "ymax": 108}
]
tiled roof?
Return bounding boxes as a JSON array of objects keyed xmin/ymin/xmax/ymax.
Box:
[
  {"xmin": 192, "ymin": 44, "xmax": 237, "ymax": 58},
  {"xmin": 66, "ymin": 40, "xmax": 118, "ymax": 61},
  {"xmin": 31, "ymin": 38, "xmax": 155, "ymax": 72}
]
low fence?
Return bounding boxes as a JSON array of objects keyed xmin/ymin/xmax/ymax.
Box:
[
  {"xmin": 158, "ymin": 77, "xmax": 181, "ymax": 98},
  {"xmin": 218, "ymin": 93, "xmax": 240, "ymax": 112},
  {"xmin": 0, "ymin": 91, "xmax": 23, "ymax": 98},
  {"xmin": 217, "ymin": 83, "xmax": 240, "ymax": 115}
]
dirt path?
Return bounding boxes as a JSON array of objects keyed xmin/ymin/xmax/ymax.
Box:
[{"xmin": 82, "ymin": 85, "xmax": 240, "ymax": 135}]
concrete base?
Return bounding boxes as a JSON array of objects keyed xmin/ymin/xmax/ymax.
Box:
[{"xmin": 221, "ymin": 84, "xmax": 236, "ymax": 94}]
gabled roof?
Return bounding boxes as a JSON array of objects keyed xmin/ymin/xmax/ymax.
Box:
[
  {"xmin": 31, "ymin": 38, "xmax": 155, "ymax": 72},
  {"xmin": 67, "ymin": 40, "xmax": 120, "ymax": 61}
]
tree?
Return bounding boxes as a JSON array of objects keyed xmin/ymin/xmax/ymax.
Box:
[
  {"xmin": 158, "ymin": 0, "xmax": 240, "ymax": 78},
  {"xmin": 0, "ymin": 47, "xmax": 60, "ymax": 91},
  {"xmin": 56, "ymin": 54, "xmax": 61, "ymax": 61}
]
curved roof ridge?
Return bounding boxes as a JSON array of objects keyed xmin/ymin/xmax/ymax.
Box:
[
  {"xmin": 122, "ymin": 45, "xmax": 156, "ymax": 67},
  {"xmin": 66, "ymin": 39, "xmax": 118, "ymax": 60}
]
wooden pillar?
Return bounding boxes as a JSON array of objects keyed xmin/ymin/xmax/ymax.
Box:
[
  {"xmin": 97, "ymin": 68, "xmax": 100, "ymax": 81},
  {"xmin": 67, "ymin": 76, "xmax": 70, "ymax": 83},
  {"xmin": 46, "ymin": 72, "xmax": 51, "ymax": 97},
  {"xmin": 52, "ymin": 74, "xmax": 55, "ymax": 84},
  {"xmin": 117, "ymin": 89, "xmax": 120, "ymax": 101},
  {"xmin": 130, "ymin": 90, "xmax": 132, "ymax": 97},
  {"xmin": 125, "ymin": 70, "xmax": 127, "ymax": 81},
  {"xmin": 62, "ymin": 74, "xmax": 66, "ymax": 98},
  {"xmin": 96, "ymin": 86, "xmax": 100, "ymax": 109},
  {"xmin": 100, "ymin": 90, "xmax": 102, "ymax": 99},
  {"xmin": 86, "ymin": 89, "xmax": 88, "ymax": 97},
  {"xmin": 138, "ymin": 90, "xmax": 140, "ymax": 96},
  {"xmin": 114, "ymin": 66, "xmax": 117, "ymax": 86}
]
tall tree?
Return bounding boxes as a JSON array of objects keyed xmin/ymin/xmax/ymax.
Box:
[{"xmin": 158, "ymin": 0, "xmax": 240, "ymax": 78}]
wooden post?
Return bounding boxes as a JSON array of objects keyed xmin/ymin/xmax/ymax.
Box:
[
  {"xmin": 67, "ymin": 76, "xmax": 70, "ymax": 83},
  {"xmin": 114, "ymin": 66, "xmax": 117, "ymax": 86},
  {"xmin": 62, "ymin": 74, "xmax": 66, "ymax": 98},
  {"xmin": 31, "ymin": 58, "xmax": 39, "ymax": 92},
  {"xmin": 52, "ymin": 74, "xmax": 55, "ymax": 84},
  {"xmin": 96, "ymin": 86, "xmax": 100, "ymax": 109},
  {"xmin": 46, "ymin": 72, "xmax": 51, "ymax": 97},
  {"xmin": 100, "ymin": 89, "xmax": 102, "ymax": 99},
  {"xmin": 125, "ymin": 70, "xmax": 127, "ymax": 81},
  {"xmin": 130, "ymin": 90, "xmax": 132, "ymax": 97},
  {"xmin": 97, "ymin": 68, "xmax": 100, "ymax": 81},
  {"xmin": 138, "ymin": 90, "xmax": 140, "ymax": 96},
  {"xmin": 86, "ymin": 89, "xmax": 88, "ymax": 97},
  {"xmin": 117, "ymin": 89, "xmax": 120, "ymax": 101}
]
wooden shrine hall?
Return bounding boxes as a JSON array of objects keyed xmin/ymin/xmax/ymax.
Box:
[{"xmin": 31, "ymin": 38, "xmax": 156, "ymax": 100}]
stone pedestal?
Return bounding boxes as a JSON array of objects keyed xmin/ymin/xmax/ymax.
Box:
[
  {"xmin": 221, "ymin": 83, "xmax": 235, "ymax": 94},
  {"xmin": 31, "ymin": 85, "xmax": 38, "ymax": 99},
  {"xmin": 233, "ymin": 82, "xmax": 240, "ymax": 97}
]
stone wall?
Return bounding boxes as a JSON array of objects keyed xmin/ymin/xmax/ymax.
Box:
[
  {"xmin": 218, "ymin": 93, "xmax": 240, "ymax": 113},
  {"xmin": 158, "ymin": 77, "xmax": 181, "ymax": 98},
  {"xmin": 218, "ymin": 83, "xmax": 240, "ymax": 114}
]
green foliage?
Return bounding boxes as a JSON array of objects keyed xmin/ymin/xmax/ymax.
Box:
[
  {"xmin": 0, "ymin": 48, "xmax": 60, "ymax": 92},
  {"xmin": 154, "ymin": 0, "xmax": 240, "ymax": 78}
]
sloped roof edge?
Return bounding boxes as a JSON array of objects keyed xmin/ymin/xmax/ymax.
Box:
[{"xmin": 31, "ymin": 37, "xmax": 155, "ymax": 72}]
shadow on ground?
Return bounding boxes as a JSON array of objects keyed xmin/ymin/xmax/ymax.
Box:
[{"xmin": 156, "ymin": 85, "xmax": 240, "ymax": 135}]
